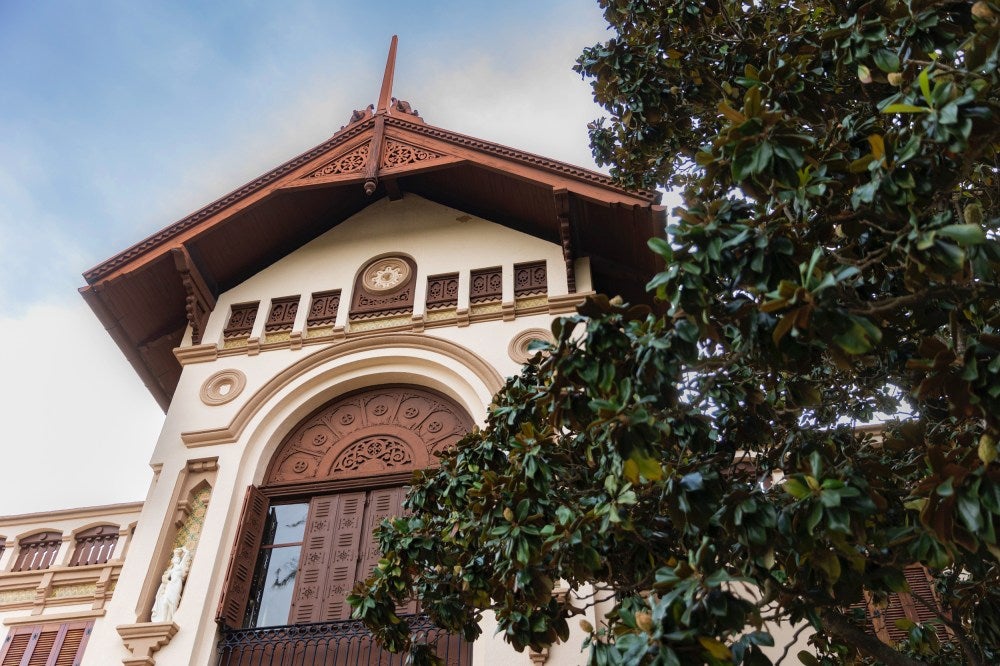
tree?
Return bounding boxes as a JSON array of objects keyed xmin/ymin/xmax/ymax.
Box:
[{"xmin": 350, "ymin": 1, "xmax": 1000, "ymax": 664}]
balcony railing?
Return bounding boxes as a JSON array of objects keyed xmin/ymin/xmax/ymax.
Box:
[{"xmin": 216, "ymin": 615, "xmax": 471, "ymax": 666}]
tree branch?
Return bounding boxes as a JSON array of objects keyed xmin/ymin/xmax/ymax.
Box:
[{"xmin": 820, "ymin": 609, "xmax": 929, "ymax": 666}]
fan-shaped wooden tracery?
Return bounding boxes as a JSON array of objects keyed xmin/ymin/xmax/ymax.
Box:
[{"xmin": 265, "ymin": 386, "xmax": 472, "ymax": 485}]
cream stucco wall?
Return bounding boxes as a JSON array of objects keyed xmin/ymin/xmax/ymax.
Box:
[{"xmin": 81, "ymin": 195, "xmax": 595, "ymax": 665}]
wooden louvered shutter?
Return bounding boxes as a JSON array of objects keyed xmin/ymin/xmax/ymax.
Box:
[
  {"xmin": 0, "ymin": 627, "xmax": 31, "ymax": 666},
  {"xmin": 0, "ymin": 621, "xmax": 91, "ymax": 666},
  {"xmin": 869, "ymin": 565, "xmax": 946, "ymax": 643},
  {"xmin": 357, "ymin": 487, "xmax": 415, "ymax": 614},
  {"xmin": 216, "ymin": 486, "xmax": 270, "ymax": 628},
  {"xmin": 51, "ymin": 621, "xmax": 91, "ymax": 666},
  {"xmin": 320, "ymin": 492, "xmax": 367, "ymax": 621},
  {"xmin": 289, "ymin": 495, "xmax": 341, "ymax": 623},
  {"xmin": 901, "ymin": 564, "xmax": 947, "ymax": 639}
]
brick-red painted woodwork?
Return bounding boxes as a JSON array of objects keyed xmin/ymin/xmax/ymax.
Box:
[
  {"xmin": 0, "ymin": 620, "xmax": 92, "ymax": 666},
  {"xmin": 264, "ymin": 297, "xmax": 299, "ymax": 333},
  {"xmin": 307, "ymin": 290, "xmax": 341, "ymax": 327},
  {"xmin": 513, "ymin": 260, "xmax": 547, "ymax": 297},
  {"xmin": 469, "ymin": 267, "xmax": 502, "ymax": 303},
  {"xmin": 12, "ymin": 532, "xmax": 61, "ymax": 572},
  {"xmin": 426, "ymin": 273, "xmax": 459, "ymax": 309},
  {"xmin": 266, "ymin": 386, "xmax": 472, "ymax": 486},
  {"xmin": 224, "ymin": 303, "xmax": 259, "ymax": 339},
  {"xmin": 217, "ymin": 487, "xmax": 270, "ymax": 629},
  {"xmin": 69, "ymin": 525, "xmax": 118, "ymax": 567}
]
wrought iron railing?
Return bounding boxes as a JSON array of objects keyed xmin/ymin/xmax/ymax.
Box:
[{"xmin": 216, "ymin": 615, "xmax": 471, "ymax": 666}]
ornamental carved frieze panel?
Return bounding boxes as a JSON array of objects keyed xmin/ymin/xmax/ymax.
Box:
[
  {"xmin": 307, "ymin": 143, "xmax": 370, "ymax": 178},
  {"xmin": 349, "ymin": 255, "xmax": 417, "ymax": 319},
  {"xmin": 426, "ymin": 273, "xmax": 459, "ymax": 309},
  {"xmin": 223, "ymin": 302, "xmax": 259, "ymax": 339},
  {"xmin": 265, "ymin": 296, "xmax": 299, "ymax": 333},
  {"xmin": 308, "ymin": 290, "xmax": 341, "ymax": 328},
  {"xmin": 380, "ymin": 139, "xmax": 443, "ymax": 169},
  {"xmin": 514, "ymin": 260, "xmax": 548, "ymax": 297},
  {"xmin": 470, "ymin": 266, "xmax": 502, "ymax": 303},
  {"xmin": 265, "ymin": 386, "xmax": 473, "ymax": 485}
]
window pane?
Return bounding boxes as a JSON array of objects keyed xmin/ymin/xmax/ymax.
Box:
[
  {"xmin": 267, "ymin": 503, "xmax": 308, "ymax": 545},
  {"xmin": 245, "ymin": 545, "xmax": 300, "ymax": 628}
]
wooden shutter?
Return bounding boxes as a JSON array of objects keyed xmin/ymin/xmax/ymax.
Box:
[
  {"xmin": 868, "ymin": 565, "xmax": 947, "ymax": 643},
  {"xmin": 0, "ymin": 628, "xmax": 30, "ymax": 666},
  {"xmin": 320, "ymin": 493, "xmax": 367, "ymax": 621},
  {"xmin": 289, "ymin": 495, "xmax": 341, "ymax": 624},
  {"xmin": 357, "ymin": 487, "xmax": 416, "ymax": 614},
  {"xmin": 216, "ymin": 486, "xmax": 270, "ymax": 628},
  {"xmin": 0, "ymin": 621, "xmax": 91, "ymax": 666}
]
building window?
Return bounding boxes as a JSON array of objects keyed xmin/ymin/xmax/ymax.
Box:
[
  {"xmin": 469, "ymin": 266, "xmax": 502, "ymax": 303},
  {"xmin": 216, "ymin": 386, "xmax": 473, "ymax": 664},
  {"xmin": 223, "ymin": 302, "xmax": 259, "ymax": 339},
  {"xmin": 513, "ymin": 260, "xmax": 547, "ymax": 297},
  {"xmin": 12, "ymin": 531, "xmax": 61, "ymax": 572},
  {"xmin": 0, "ymin": 620, "xmax": 93, "ymax": 665},
  {"xmin": 69, "ymin": 525, "xmax": 119, "ymax": 567},
  {"xmin": 240, "ymin": 489, "xmax": 410, "ymax": 628},
  {"xmin": 0, "ymin": 537, "xmax": 5, "ymax": 564}
]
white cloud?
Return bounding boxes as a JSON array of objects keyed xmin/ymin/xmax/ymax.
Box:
[{"xmin": 0, "ymin": 300, "xmax": 162, "ymax": 515}]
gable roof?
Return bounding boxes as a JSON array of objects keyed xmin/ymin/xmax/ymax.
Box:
[{"xmin": 80, "ymin": 41, "xmax": 666, "ymax": 411}]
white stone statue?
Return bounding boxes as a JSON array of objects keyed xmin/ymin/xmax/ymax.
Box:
[{"xmin": 151, "ymin": 547, "xmax": 191, "ymax": 623}]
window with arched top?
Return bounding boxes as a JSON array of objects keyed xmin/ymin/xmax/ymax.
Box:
[
  {"xmin": 12, "ymin": 531, "xmax": 61, "ymax": 572},
  {"xmin": 216, "ymin": 385, "xmax": 473, "ymax": 664},
  {"xmin": 69, "ymin": 525, "xmax": 119, "ymax": 567}
]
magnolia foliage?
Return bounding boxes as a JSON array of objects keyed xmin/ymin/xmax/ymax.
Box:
[{"xmin": 351, "ymin": 2, "xmax": 1000, "ymax": 665}]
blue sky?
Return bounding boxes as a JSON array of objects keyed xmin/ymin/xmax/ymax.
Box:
[{"xmin": 0, "ymin": 2, "xmax": 613, "ymax": 513}]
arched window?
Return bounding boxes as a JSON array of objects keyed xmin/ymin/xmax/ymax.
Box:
[
  {"xmin": 12, "ymin": 531, "xmax": 61, "ymax": 572},
  {"xmin": 216, "ymin": 385, "xmax": 473, "ymax": 664},
  {"xmin": 69, "ymin": 525, "xmax": 119, "ymax": 566}
]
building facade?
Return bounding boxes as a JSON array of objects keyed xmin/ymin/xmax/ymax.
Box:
[{"xmin": 1, "ymin": 41, "xmax": 665, "ymax": 665}]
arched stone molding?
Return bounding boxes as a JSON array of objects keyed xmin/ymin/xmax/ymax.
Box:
[{"xmin": 181, "ymin": 333, "xmax": 503, "ymax": 448}]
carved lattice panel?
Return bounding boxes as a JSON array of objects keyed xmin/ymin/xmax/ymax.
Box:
[
  {"xmin": 470, "ymin": 267, "xmax": 502, "ymax": 303},
  {"xmin": 514, "ymin": 260, "xmax": 547, "ymax": 297},
  {"xmin": 307, "ymin": 290, "xmax": 341, "ymax": 327},
  {"xmin": 265, "ymin": 296, "xmax": 299, "ymax": 333},
  {"xmin": 380, "ymin": 140, "xmax": 444, "ymax": 169},
  {"xmin": 426, "ymin": 273, "xmax": 459, "ymax": 309},
  {"xmin": 266, "ymin": 386, "xmax": 473, "ymax": 485},
  {"xmin": 224, "ymin": 302, "xmax": 259, "ymax": 339},
  {"xmin": 307, "ymin": 144, "xmax": 370, "ymax": 178}
]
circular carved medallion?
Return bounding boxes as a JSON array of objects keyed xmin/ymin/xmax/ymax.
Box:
[
  {"xmin": 200, "ymin": 369, "xmax": 247, "ymax": 406},
  {"xmin": 361, "ymin": 257, "xmax": 411, "ymax": 294},
  {"xmin": 508, "ymin": 328, "xmax": 556, "ymax": 364}
]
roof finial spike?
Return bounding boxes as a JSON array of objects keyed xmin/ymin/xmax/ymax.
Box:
[{"xmin": 376, "ymin": 35, "xmax": 398, "ymax": 115}]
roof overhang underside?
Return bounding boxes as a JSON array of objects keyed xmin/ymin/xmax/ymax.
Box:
[{"xmin": 80, "ymin": 115, "xmax": 666, "ymax": 410}]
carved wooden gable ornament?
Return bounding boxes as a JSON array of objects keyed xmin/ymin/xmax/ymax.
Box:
[{"xmin": 265, "ymin": 386, "xmax": 472, "ymax": 485}]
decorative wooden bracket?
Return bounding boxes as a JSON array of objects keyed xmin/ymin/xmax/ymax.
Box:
[
  {"xmin": 554, "ymin": 189, "xmax": 576, "ymax": 293},
  {"xmin": 171, "ymin": 246, "xmax": 216, "ymax": 345}
]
